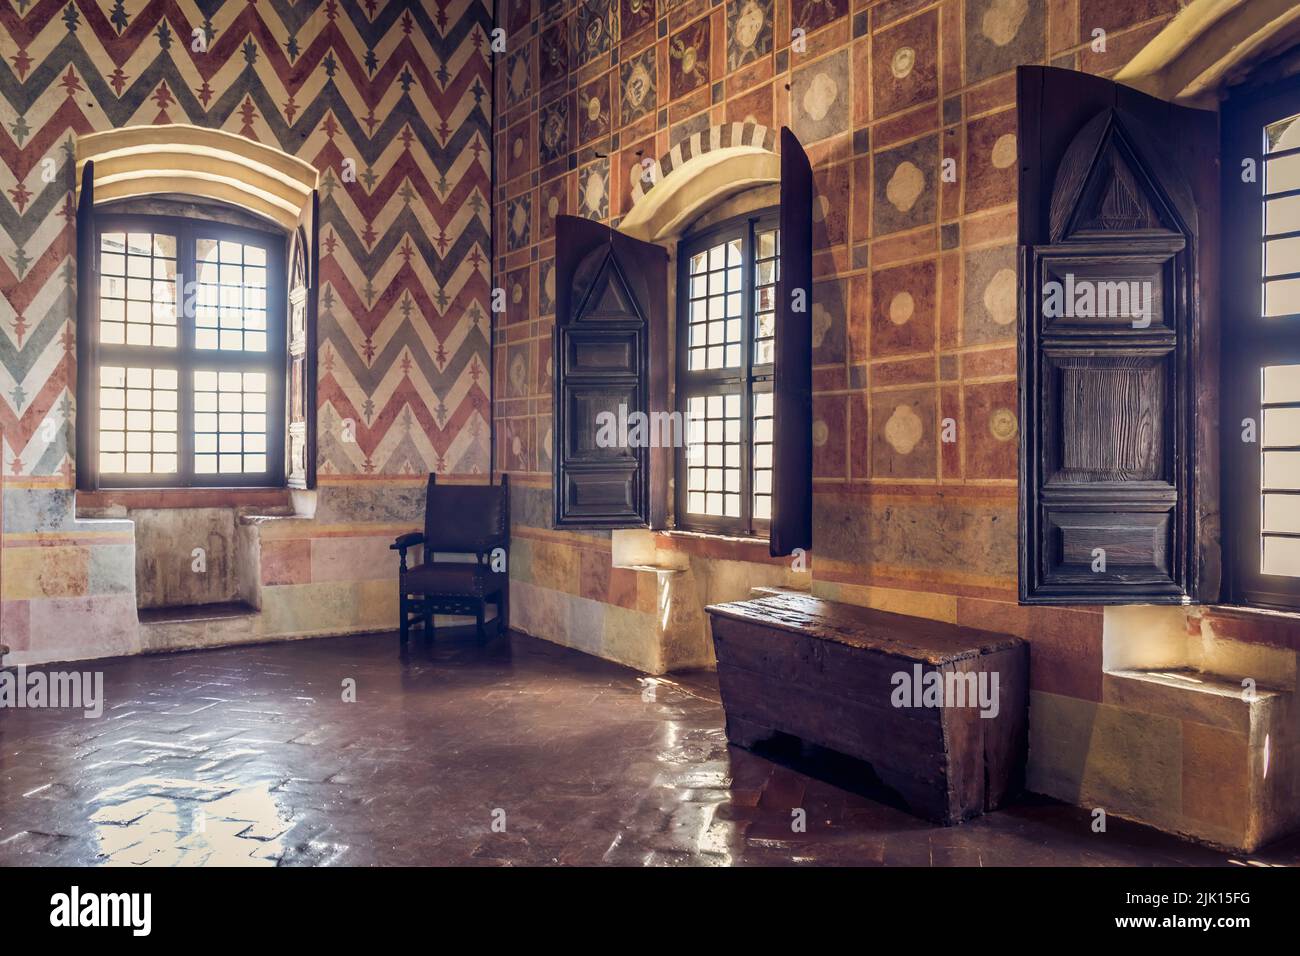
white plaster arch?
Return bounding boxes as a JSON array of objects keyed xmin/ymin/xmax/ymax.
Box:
[
  {"xmin": 76, "ymin": 124, "xmax": 318, "ymax": 230},
  {"xmin": 620, "ymin": 122, "xmax": 779, "ymax": 243}
]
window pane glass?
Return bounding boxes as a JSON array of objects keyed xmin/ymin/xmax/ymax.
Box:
[
  {"xmin": 1263, "ymin": 365, "xmax": 1300, "ymax": 404},
  {"xmin": 752, "ymin": 390, "xmax": 774, "ymax": 523},
  {"xmin": 1263, "ymin": 451, "xmax": 1300, "ymax": 490},
  {"xmin": 97, "ymin": 365, "xmax": 179, "ymax": 475},
  {"xmin": 195, "ymin": 237, "xmax": 270, "ymax": 352},
  {"xmin": 1264, "ymin": 277, "xmax": 1300, "ymax": 317},
  {"xmin": 1262, "ymin": 536, "xmax": 1300, "ymax": 577},
  {"xmin": 98, "ymin": 231, "xmax": 177, "ymax": 348},
  {"xmin": 1263, "ymin": 494, "xmax": 1300, "ymax": 534},
  {"xmin": 1266, "ymin": 193, "xmax": 1300, "ymax": 235},
  {"xmin": 1264, "ymin": 236, "xmax": 1300, "ymax": 277},
  {"xmin": 1266, "ymin": 113, "xmax": 1300, "ymax": 153},
  {"xmin": 193, "ymin": 370, "xmax": 271, "ymax": 475},
  {"xmin": 687, "ymin": 235, "xmax": 744, "ymax": 372},
  {"xmin": 1267, "ymin": 152, "xmax": 1300, "ymax": 195},
  {"xmin": 683, "ymin": 392, "xmax": 742, "ymax": 519},
  {"xmin": 1263, "ymin": 407, "xmax": 1300, "ymax": 447},
  {"xmin": 753, "ymin": 226, "xmax": 779, "ymax": 366}
]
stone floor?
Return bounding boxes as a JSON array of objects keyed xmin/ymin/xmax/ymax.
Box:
[{"xmin": 2, "ymin": 627, "xmax": 1298, "ymax": 867}]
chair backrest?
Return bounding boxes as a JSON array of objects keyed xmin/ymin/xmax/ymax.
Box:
[{"xmin": 423, "ymin": 473, "xmax": 509, "ymax": 554}]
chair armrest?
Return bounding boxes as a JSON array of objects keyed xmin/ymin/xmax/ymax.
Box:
[
  {"xmin": 391, "ymin": 532, "xmax": 425, "ymax": 551},
  {"xmin": 392, "ymin": 532, "xmax": 425, "ymax": 573}
]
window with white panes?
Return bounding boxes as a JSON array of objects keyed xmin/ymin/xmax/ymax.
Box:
[
  {"xmin": 676, "ymin": 211, "xmax": 778, "ymax": 535},
  {"xmin": 93, "ymin": 215, "xmax": 286, "ymax": 487},
  {"xmin": 1225, "ymin": 87, "xmax": 1300, "ymax": 611},
  {"xmin": 1258, "ymin": 116, "xmax": 1300, "ymax": 581}
]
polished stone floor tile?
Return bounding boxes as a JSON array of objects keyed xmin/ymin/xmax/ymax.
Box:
[{"xmin": 2, "ymin": 628, "xmax": 1298, "ymax": 867}]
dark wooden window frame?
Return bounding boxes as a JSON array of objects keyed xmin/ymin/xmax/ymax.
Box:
[
  {"xmin": 92, "ymin": 212, "xmax": 288, "ymax": 489},
  {"xmin": 1222, "ymin": 73, "xmax": 1300, "ymax": 612},
  {"xmin": 674, "ymin": 208, "xmax": 778, "ymax": 537}
]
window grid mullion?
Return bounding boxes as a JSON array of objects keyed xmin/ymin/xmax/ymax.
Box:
[
  {"xmin": 740, "ymin": 217, "xmax": 755, "ymax": 536},
  {"xmin": 178, "ymin": 223, "xmax": 196, "ymax": 486}
]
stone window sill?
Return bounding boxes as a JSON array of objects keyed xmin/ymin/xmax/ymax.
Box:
[
  {"xmin": 1105, "ymin": 666, "xmax": 1284, "ymax": 700},
  {"xmin": 1203, "ymin": 603, "xmax": 1300, "ymax": 625},
  {"xmin": 657, "ymin": 528, "xmax": 770, "ymax": 545},
  {"xmin": 77, "ymin": 487, "xmax": 293, "ymax": 512}
]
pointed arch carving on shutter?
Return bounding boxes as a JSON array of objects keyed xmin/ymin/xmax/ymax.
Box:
[{"xmin": 1049, "ymin": 108, "xmax": 1196, "ymax": 243}]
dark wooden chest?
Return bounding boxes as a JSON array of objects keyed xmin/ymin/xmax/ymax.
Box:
[{"xmin": 706, "ymin": 593, "xmax": 1028, "ymax": 825}]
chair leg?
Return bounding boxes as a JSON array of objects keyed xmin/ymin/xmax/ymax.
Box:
[
  {"xmin": 498, "ymin": 585, "xmax": 509, "ymax": 636},
  {"xmin": 423, "ymin": 600, "xmax": 434, "ymax": 641},
  {"xmin": 475, "ymin": 599, "xmax": 485, "ymax": 641},
  {"xmin": 399, "ymin": 592, "xmax": 410, "ymax": 646}
]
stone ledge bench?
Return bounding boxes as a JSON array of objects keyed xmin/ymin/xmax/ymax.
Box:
[{"xmin": 705, "ymin": 592, "xmax": 1028, "ymax": 825}]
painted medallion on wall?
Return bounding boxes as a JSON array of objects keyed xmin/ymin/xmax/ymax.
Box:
[
  {"xmin": 669, "ymin": 18, "xmax": 710, "ymax": 98},
  {"xmin": 620, "ymin": 46, "xmax": 657, "ymax": 123},
  {"xmin": 728, "ymin": 0, "xmax": 772, "ymax": 70},
  {"xmin": 621, "ymin": 0, "xmax": 656, "ymax": 40},
  {"xmin": 791, "ymin": 0, "xmax": 848, "ymax": 34},
  {"xmin": 505, "ymin": 44, "xmax": 530, "ymax": 108},
  {"xmin": 578, "ymin": 74, "xmax": 612, "ymax": 143},
  {"xmin": 539, "ymin": 97, "xmax": 571, "ymax": 164},
  {"xmin": 540, "ymin": 20, "xmax": 569, "ymax": 88},
  {"xmin": 580, "ymin": 158, "xmax": 610, "ymax": 220},
  {"xmin": 506, "ymin": 194, "xmax": 532, "ymax": 251},
  {"xmin": 576, "ymin": 0, "xmax": 616, "ymax": 67}
]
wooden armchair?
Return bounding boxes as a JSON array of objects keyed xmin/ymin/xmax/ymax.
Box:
[{"xmin": 390, "ymin": 474, "xmax": 509, "ymax": 645}]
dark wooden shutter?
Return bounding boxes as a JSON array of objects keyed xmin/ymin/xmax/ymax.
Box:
[
  {"xmin": 1018, "ymin": 66, "xmax": 1218, "ymax": 604},
  {"xmin": 286, "ymin": 189, "xmax": 319, "ymax": 489},
  {"xmin": 770, "ymin": 127, "xmax": 813, "ymax": 557},
  {"xmin": 75, "ymin": 161, "xmax": 97, "ymax": 491},
  {"xmin": 553, "ymin": 214, "xmax": 668, "ymax": 528}
]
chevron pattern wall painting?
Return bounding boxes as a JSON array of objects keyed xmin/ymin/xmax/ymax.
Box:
[
  {"xmin": 0, "ymin": 0, "xmax": 492, "ymax": 481},
  {"xmin": 0, "ymin": 0, "xmax": 493, "ymax": 664}
]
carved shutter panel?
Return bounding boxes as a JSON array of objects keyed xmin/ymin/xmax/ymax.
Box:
[
  {"xmin": 286, "ymin": 190, "xmax": 318, "ymax": 489},
  {"xmin": 770, "ymin": 127, "xmax": 814, "ymax": 557},
  {"xmin": 553, "ymin": 214, "xmax": 668, "ymax": 528},
  {"xmin": 75, "ymin": 161, "xmax": 98, "ymax": 491},
  {"xmin": 1018, "ymin": 66, "xmax": 1217, "ymax": 604}
]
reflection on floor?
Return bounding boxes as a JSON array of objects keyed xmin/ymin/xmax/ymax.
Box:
[{"xmin": 1, "ymin": 628, "xmax": 1298, "ymax": 867}]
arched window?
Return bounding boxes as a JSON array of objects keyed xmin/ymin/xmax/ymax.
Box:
[
  {"xmin": 74, "ymin": 126, "xmax": 318, "ymax": 491},
  {"xmin": 89, "ymin": 203, "xmax": 287, "ymax": 487},
  {"xmin": 552, "ymin": 127, "xmax": 813, "ymax": 556}
]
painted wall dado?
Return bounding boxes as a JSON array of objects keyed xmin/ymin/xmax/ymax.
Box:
[{"xmin": 0, "ymin": 0, "xmax": 493, "ymax": 663}]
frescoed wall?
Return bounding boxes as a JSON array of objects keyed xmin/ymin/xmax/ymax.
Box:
[
  {"xmin": 491, "ymin": 0, "xmax": 1300, "ymax": 849},
  {"xmin": 0, "ymin": 0, "xmax": 493, "ymax": 662},
  {"xmin": 492, "ymin": 0, "xmax": 1147, "ymax": 675}
]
